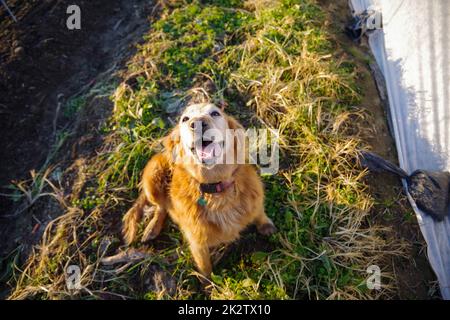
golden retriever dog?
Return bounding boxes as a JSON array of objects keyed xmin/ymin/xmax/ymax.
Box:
[{"xmin": 122, "ymin": 102, "xmax": 276, "ymax": 277}]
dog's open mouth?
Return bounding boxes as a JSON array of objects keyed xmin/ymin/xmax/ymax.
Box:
[{"xmin": 191, "ymin": 140, "xmax": 223, "ymax": 162}]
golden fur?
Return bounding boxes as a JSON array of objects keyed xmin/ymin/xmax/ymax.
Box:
[{"xmin": 122, "ymin": 103, "xmax": 276, "ymax": 277}]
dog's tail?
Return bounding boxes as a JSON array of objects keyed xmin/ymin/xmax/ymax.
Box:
[{"xmin": 122, "ymin": 193, "xmax": 147, "ymax": 245}]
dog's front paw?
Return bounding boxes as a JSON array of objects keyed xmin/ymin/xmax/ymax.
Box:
[{"xmin": 257, "ymin": 222, "xmax": 277, "ymax": 236}]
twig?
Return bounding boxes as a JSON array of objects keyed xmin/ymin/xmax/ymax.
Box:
[{"xmin": 1, "ymin": 0, "xmax": 17, "ymax": 22}]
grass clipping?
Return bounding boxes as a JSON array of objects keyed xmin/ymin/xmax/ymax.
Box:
[{"xmin": 9, "ymin": 0, "xmax": 406, "ymax": 300}]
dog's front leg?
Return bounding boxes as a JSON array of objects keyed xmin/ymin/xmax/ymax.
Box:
[{"xmin": 188, "ymin": 239, "xmax": 212, "ymax": 278}]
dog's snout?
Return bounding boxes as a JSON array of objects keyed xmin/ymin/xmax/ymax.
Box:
[{"xmin": 189, "ymin": 118, "xmax": 209, "ymax": 132}]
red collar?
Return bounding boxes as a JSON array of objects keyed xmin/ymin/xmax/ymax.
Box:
[
  {"xmin": 197, "ymin": 168, "xmax": 239, "ymax": 195},
  {"xmin": 199, "ymin": 180, "xmax": 234, "ymax": 194}
]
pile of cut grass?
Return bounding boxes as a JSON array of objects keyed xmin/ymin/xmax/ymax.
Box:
[{"xmin": 8, "ymin": 0, "xmax": 405, "ymax": 300}]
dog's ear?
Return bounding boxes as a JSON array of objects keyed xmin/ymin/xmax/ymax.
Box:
[{"xmin": 226, "ymin": 115, "xmax": 244, "ymax": 130}]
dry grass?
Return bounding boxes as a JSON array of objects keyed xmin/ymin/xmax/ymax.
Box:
[{"xmin": 6, "ymin": 0, "xmax": 408, "ymax": 300}]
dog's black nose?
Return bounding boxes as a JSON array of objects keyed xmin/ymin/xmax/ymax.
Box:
[{"xmin": 190, "ymin": 120, "xmax": 208, "ymax": 132}]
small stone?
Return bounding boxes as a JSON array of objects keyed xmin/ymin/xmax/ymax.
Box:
[{"xmin": 14, "ymin": 46, "xmax": 24, "ymax": 55}]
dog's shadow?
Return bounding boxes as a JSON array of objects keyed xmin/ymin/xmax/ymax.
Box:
[
  {"xmin": 211, "ymin": 225, "xmax": 275, "ymax": 270},
  {"xmin": 141, "ymin": 214, "xmax": 275, "ymax": 269}
]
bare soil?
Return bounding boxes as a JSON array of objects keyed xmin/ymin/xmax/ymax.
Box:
[
  {"xmin": 0, "ymin": 0, "xmax": 154, "ymax": 296},
  {"xmin": 0, "ymin": 0, "xmax": 153, "ymax": 210}
]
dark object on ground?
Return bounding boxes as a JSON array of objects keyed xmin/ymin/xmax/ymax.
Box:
[
  {"xmin": 345, "ymin": 8, "xmax": 379, "ymax": 42},
  {"xmin": 359, "ymin": 151, "xmax": 450, "ymax": 221},
  {"xmin": 359, "ymin": 151, "xmax": 408, "ymax": 178},
  {"xmin": 345, "ymin": 15, "xmax": 363, "ymax": 41},
  {"xmin": 407, "ymin": 170, "xmax": 450, "ymax": 222}
]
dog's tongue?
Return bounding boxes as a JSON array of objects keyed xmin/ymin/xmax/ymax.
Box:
[
  {"xmin": 196, "ymin": 142, "xmax": 222, "ymax": 161},
  {"xmin": 198, "ymin": 146, "xmax": 215, "ymax": 160}
]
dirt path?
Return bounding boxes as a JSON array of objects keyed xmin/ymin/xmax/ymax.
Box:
[
  {"xmin": 0, "ymin": 1, "xmax": 155, "ymax": 294},
  {"xmin": 0, "ymin": 0, "xmax": 153, "ymax": 212}
]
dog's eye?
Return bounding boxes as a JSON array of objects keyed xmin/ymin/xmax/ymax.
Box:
[
  {"xmin": 181, "ymin": 116, "xmax": 189, "ymax": 122},
  {"xmin": 210, "ymin": 111, "xmax": 220, "ymax": 117}
]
